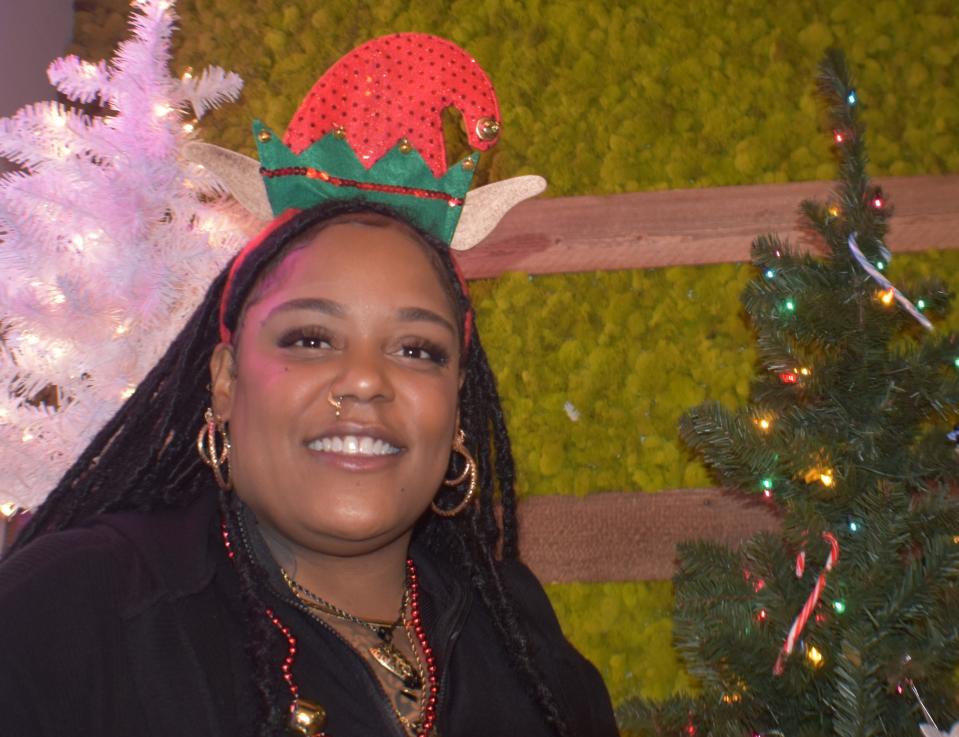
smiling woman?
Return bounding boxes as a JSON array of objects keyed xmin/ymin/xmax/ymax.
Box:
[{"xmin": 0, "ymin": 32, "xmax": 617, "ymax": 737}]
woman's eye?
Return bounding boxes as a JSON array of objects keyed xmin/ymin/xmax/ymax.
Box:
[
  {"xmin": 278, "ymin": 329, "xmax": 333, "ymax": 349},
  {"xmin": 398, "ymin": 342, "xmax": 449, "ymax": 365}
]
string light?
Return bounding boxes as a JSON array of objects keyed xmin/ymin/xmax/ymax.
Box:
[
  {"xmin": 798, "ymin": 367, "xmax": 811, "ymax": 377},
  {"xmin": 833, "ymin": 130, "xmax": 845, "ymax": 144},
  {"xmin": 765, "ymin": 268, "xmax": 776, "ymax": 279},
  {"xmin": 153, "ymin": 102, "xmax": 174, "ymax": 118},
  {"xmin": 833, "ymin": 600, "xmax": 846, "ymax": 614},
  {"xmin": 754, "ymin": 416, "xmax": 773, "ymax": 432},
  {"xmin": 779, "ymin": 371, "xmax": 799, "ymax": 384},
  {"xmin": 871, "ymin": 193, "xmax": 885, "ymax": 209},
  {"xmin": 181, "ymin": 67, "xmax": 194, "ymax": 80},
  {"xmin": 21, "ymin": 430, "xmax": 35, "ymax": 443},
  {"xmin": 875, "ymin": 260, "xmax": 885, "ymax": 271},
  {"xmin": 182, "ymin": 121, "xmax": 196, "ymax": 134},
  {"xmin": 806, "ymin": 645, "xmax": 824, "ymax": 667},
  {"xmin": 916, "ymin": 299, "xmax": 926, "ymax": 311},
  {"xmin": 757, "ymin": 608, "xmax": 769, "ymax": 623},
  {"xmin": 47, "ymin": 110, "xmax": 68, "ymax": 128},
  {"xmin": 953, "ymin": 357, "xmax": 959, "ymax": 369},
  {"xmin": 784, "ymin": 299, "xmax": 796, "ymax": 312},
  {"xmin": 722, "ymin": 692, "xmax": 742, "ymax": 704},
  {"xmin": 846, "ymin": 90, "xmax": 857, "ymax": 105},
  {"xmin": 879, "ymin": 288, "xmax": 895, "ymax": 306},
  {"xmin": 0, "ymin": 502, "xmax": 19, "ymax": 519},
  {"xmin": 827, "ymin": 205, "xmax": 840, "ymax": 218},
  {"xmin": 121, "ymin": 385, "xmax": 136, "ymax": 400},
  {"xmin": 804, "ymin": 467, "xmax": 835, "ymax": 487},
  {"xmin": 849, "ymin": 520, "xmax": 860, "ymax": 533}
]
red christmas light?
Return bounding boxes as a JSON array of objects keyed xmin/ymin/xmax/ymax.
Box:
[
  {"xmin": 833, "ymin": 130, "xmax": 845, "ymax": 143},
  {"xmin": 779, "ymin": 371, "xmax": 799, "ymax": 384}
]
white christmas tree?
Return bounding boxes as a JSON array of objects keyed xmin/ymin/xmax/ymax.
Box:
[{"xmin": 0, "ymin": 0, "xmax": 250, "ymax": 511}]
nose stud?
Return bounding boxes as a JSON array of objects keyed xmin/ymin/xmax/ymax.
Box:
[{"xmin": 327, "ymin": 391, "xmax": 343, "ymax": 419}]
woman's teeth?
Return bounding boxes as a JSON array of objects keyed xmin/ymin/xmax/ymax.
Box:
[{"xmin": 308, "ymin": 435, "xmax": 400, "ymax": 456}]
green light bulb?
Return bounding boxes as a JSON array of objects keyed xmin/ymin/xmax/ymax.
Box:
[
  {"xmin": 833, "ymin": 600, "xmax": 846, "ymax": 614},
  {"xmin": 785, "ymin": 300, "xmax": 795, "ymax": 312}
]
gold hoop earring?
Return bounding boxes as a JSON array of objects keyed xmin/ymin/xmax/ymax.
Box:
[
  {"xmin": 327, "ymin": 391, "xmax": 343, "ymax": 419},
  {"xmin": 432, "ymin": 428, "xmax": 477, "ymax": 517},
  {"xmin": 197, "ymin": 407, "xmax": 233, "ymax": 491}
]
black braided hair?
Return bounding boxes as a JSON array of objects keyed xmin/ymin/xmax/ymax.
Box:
[{"xmin": 12, "ymin": 199, "xmax": 569, "ymax": 737}]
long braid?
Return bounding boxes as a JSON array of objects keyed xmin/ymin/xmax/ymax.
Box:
[
  {"xmin": 12, "ymin": 200, "xmax": 569, "ymax": 737},
  {"xmin": 219, "ymin": 493, "xmax": 288, "ymax": 737}
]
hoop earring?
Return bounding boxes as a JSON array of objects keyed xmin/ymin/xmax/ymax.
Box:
[
  {"xmin": 432, "ymin": 428, "xmax": 477, "ymax": 517},
  {"xmin": 197, "ymin": 407, "xmax": 233, "ymax": 491}
]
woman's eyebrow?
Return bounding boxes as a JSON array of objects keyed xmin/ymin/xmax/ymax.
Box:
[
  {"xmin": 396, "ymin": 306, "xmax": 456, "ymax": 335},
  {"xmin": 265, "ymin": 297, "xmax": 347, "ymax": 321},
  {"xmin": 264, "ymin": 299, "xmax": 455, "ymax": 335}
]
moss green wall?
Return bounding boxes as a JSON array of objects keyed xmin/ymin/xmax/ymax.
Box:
[{"xmin": 70, "ymin": 0, "xmax": 959, "ymax": 705}]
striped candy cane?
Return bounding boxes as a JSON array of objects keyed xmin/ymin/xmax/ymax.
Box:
[{"xmin": 773, "ymin": 531, "xmax": 840, "ymax": 675}]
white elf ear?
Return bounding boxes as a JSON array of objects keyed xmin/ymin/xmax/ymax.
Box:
[
  {"xmin": 182, "ymin": 141, "xmax": 547, "ymax": 249},
  {"xmin": 183, "ymin": 142, "xmax": 273, "ymax": 221},
  {"xmin": 450, "ymin": 175, "xmax": 547, "ymax": 251}
]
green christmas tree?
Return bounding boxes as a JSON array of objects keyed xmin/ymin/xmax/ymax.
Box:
[{"xmin": 619, "ymin": 50, "xmax": 959, "ymax": 736}]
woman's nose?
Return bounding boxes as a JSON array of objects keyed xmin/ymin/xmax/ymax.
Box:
[{"xmin": 329, "ymin": 344, "xmax": 393, "ymax": 405}]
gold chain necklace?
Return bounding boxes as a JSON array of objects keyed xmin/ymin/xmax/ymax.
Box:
[{"xmin": 280, "ymin": 568, "xmax": 425, "ymax": 697}]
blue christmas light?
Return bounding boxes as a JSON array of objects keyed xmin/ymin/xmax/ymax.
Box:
[
  {"xmin": 847, "ymin": 89, "xmax": 857, "ymax": 105},
  {"xmin": 848, "ymin": 520, "xmax": 860, "ymax": 533},
  {"xmin": 765, "ymin": 268, "xmax": 776, "ymax": 279},
  {"xmin": 876, "ymin": 260, "xmax": 885, "ymax": 271}
]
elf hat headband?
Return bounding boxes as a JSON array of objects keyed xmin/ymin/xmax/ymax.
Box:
[{"xmin": 186, "ymin": 33, "xmax": 546, "ymax": 250}]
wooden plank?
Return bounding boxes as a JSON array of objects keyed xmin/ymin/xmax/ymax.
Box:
[
  {"xmin": 458, "ymin": 175, "xmax": 959, "ymax": 279},
  {"xmin": 517, "ymin": 489, "xmax": 780, "ymax": 584}
]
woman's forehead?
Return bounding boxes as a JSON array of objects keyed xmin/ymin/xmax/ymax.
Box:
[{"xmin": 248, "ymin": 221, "xmax": 456, "ymax": 319}]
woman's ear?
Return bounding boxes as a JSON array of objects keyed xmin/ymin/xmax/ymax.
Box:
[{"xmin": 209, "ymin": 342, "xmax": 238, "ymax": 421}]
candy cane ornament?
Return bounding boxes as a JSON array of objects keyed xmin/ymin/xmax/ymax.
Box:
[{"xmin": 773, "ymin": 531, "xmax": 840, "ymax": 675}]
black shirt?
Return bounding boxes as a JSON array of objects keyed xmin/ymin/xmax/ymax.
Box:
[{"xmin": 0, "ymin": 492, "xmax": 618, "ymax": 736}]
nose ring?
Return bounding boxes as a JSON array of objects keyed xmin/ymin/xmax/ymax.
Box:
[{"xmin": 327, "ymin": 391, "xmax": 343, "ymax": 419}]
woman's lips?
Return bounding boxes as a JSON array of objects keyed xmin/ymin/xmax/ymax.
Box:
[
  {"xmin": 304, "ymin": 433, "xmax": 405, "ymax": 471},
  {"xmin": 307, "ymin": 435, "xmax": 401, "ymax": 456}
]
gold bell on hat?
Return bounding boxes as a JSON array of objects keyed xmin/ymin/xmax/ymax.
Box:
[
  {"xmin": 475, "ymin": 116, "xmax": 500, "ymax": 141},
  {"xmin": 290, "ymin": 698, "xmax": 327, "ymax": 736}
]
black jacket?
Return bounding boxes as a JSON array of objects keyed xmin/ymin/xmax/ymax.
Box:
[{"xmin": 0, "ymin": 493, "xmax": 618, "ymax": 737}]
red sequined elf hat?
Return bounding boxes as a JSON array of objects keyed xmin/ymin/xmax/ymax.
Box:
[{"xmin": 186, "ymin": 33, "xmax": 545, "ymax": 252}]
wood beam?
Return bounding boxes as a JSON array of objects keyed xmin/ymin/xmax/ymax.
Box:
[
  {"xmin": 459, "ymin": 175, "xmax": 959, "ymax": 279},
  {"xmin": 517, "ymin": 489, "xmax": 780, "ymax": 584}
]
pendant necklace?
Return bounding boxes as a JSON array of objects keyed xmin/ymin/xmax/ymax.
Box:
[
  {"xmin": 280, "ymin": 568, "xmax": 424, "ymax": 696},
  {"xmin": 221, "ymin": 518, "xmax": 439, "ymax": 736}
]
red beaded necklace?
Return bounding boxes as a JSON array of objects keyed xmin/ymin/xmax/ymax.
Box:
[{"xmin": 220, "ymin": 520, "xmax": 439, "ymax": 737}]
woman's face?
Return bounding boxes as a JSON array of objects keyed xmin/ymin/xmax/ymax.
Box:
[{"xmin": 210, "ymin": 217, "xmax": 462, "ymax": 558}]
